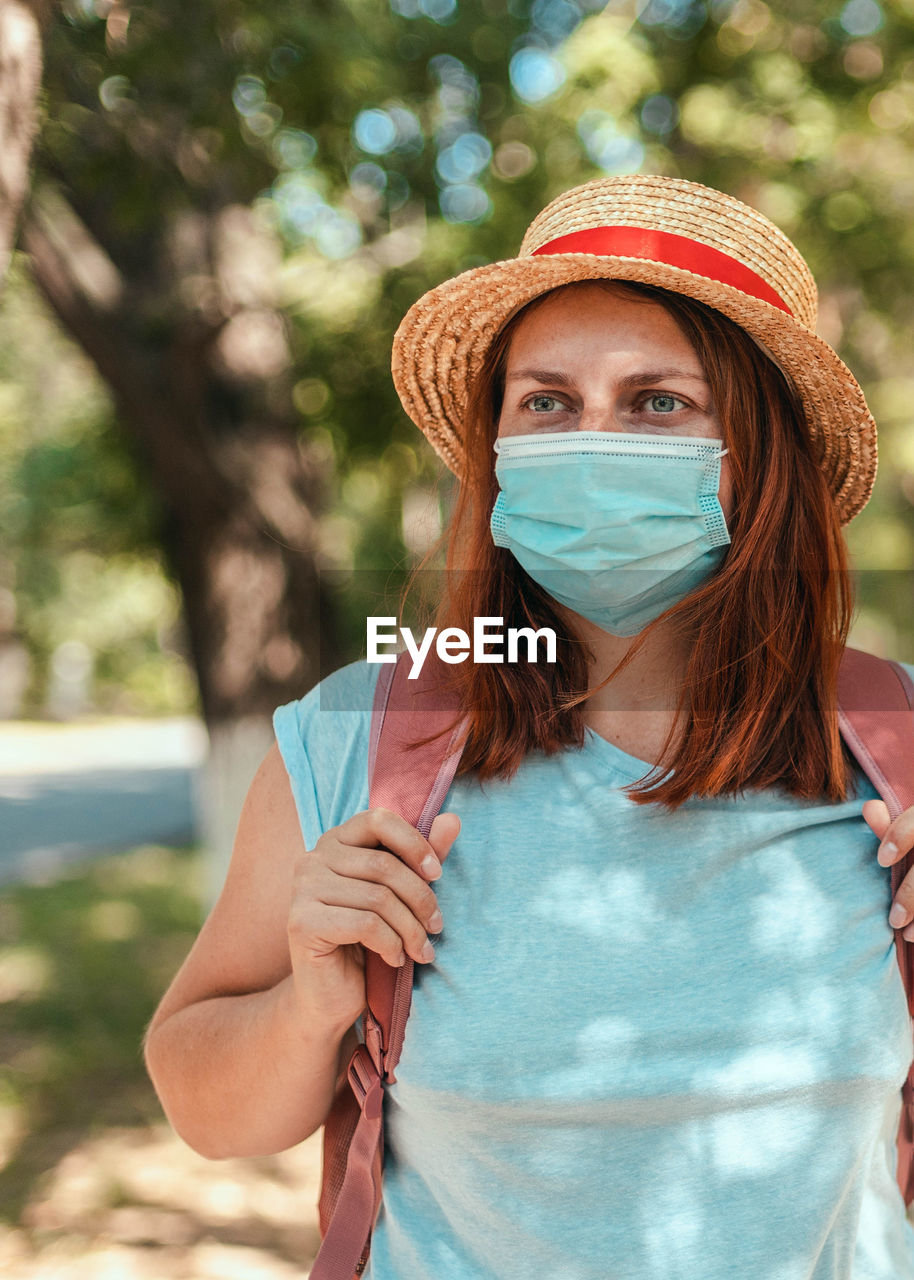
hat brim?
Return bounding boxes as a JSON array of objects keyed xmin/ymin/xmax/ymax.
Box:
[{"xmin": 391, "ymin": 253, "xmax": 876, "ymax": 526}]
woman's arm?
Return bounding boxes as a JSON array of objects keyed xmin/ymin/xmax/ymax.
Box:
[
  {"xmin": 144, "ymin": 741, "xmax": 458, "ymax": 1161},
  {"xmin": 143, "ymin": 744, "xmax": 357, "ymax": 1158}
]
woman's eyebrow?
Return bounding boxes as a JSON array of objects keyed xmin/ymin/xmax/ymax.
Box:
[
  {"xmin": 505, "ymin": 368, "xmax": 575, "ymax": 386},
  {"xmin": 505, "ymin": 367, "xmax": 709, "ymax": 387},
  {"xmin": 620, "ymin": 369, "xmax": 708, "ymax": 387}
]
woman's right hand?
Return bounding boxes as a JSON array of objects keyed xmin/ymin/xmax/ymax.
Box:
[{"xmin": 287, "ymin": 807, "xmax": 461, "ymax": 1029}]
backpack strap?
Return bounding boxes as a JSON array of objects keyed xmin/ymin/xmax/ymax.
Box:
[
  {"xmin": 310, "ymin": 650, "xmax": 467, "ymax": 1280},
  {"xmin": 837, "ymin": 645, "xmax": 914, "ymax": 1205},
  {"xmin": 363, "ymin": 649, "xmax": 468, "ymax": 1081}
]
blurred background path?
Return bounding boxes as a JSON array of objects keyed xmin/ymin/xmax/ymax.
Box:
[{"xmin": 0, "ymin": 719, "xmax": 206, "ymax": 885}]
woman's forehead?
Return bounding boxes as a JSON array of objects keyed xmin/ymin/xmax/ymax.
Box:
[{"xmin": 503, "ymin": 283, "xmax": 705, "ymax": 367}]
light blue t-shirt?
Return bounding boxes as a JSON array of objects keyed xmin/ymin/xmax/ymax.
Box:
[{"xmin": 273, "ymin": 658, "xmax": 914, "ymax": 1280}]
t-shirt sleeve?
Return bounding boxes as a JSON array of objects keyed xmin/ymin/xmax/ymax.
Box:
[{"xmin": 272, "ymin": 658, "xmax": 384, "ymax": 853}]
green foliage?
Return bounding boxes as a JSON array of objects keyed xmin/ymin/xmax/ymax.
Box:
[
  {"xmin": 0, "ymin": 256, "xmax": 195, "ymax": 715},
  {"xmin": 0, "ymin": 844, "xmax": 203, "ymax": 1220}
]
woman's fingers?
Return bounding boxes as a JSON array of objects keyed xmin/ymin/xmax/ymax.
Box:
[
  {"xmin": 864, "ymin": 799, "xmax": 914, "ymax": 939},
  {"xmin": 290, "ymin": 806, "xmax": 463, "ymax": 972},
  {"xmin": 864, "ymin": 797, "xmax": 914, "ymax": 868},
  {"xmin": 888, "ymin": 867, "xmax": 914, "ymax": 940},
  {"xmin": 291, "ymin": 852, "xmax": 436, "ymax": 968},
  {"xmin": 334, "ymin": 846, "xmax": 443, "ymax": 934},
  {"xmin": 862, "ymin": 798, "xmax": 891, "ymax": 847},
  {"xmin": 317, "ymin": 873, "xmax": 436, "ymax": 966},
  {"xmin": 338, "ymin": 806, "xmax": 448, "ymax": 881},
  {"xmin": 291, "ymin": 900, "xmax": 410, "ymax": 970},
  {"xmin": 428, "ymin": 811, "xmax": 461, "ymax": 863}
]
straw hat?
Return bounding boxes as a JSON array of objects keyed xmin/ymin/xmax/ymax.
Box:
[{"xmin": 391, "ymin": 174, "xmax": 877, "ymax": 526}]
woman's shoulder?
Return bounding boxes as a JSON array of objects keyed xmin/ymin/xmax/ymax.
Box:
[
  {"xmin": 276, "ymin": 655, "xmax": 383, "ymax": 724},
  {"xmin": 273, "ymin": 657, "xmax": 383, "ymax": 755},
  {"xmin": 277, "ymin": 656, "xmax": 383, "ymax": 716},
  {"xmin": 271, "ymin": 658, "xmax": 385, "ymax": 849}
]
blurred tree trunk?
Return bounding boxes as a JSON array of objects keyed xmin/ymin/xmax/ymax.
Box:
[
  {"xmin": 19, "ymin": 185, "xmax": 340, "ymax": 900},
  {"xmin": 0, "ymin": 0, "xmax": 49, "ymax": 287}
]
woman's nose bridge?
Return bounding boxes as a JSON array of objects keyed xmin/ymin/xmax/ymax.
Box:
[
  {"xmin": 576, "ymin": 404, "xmax": 627, "ymax": 433},
  {"xmin": 574, "ymin": 376, "xmax": 631, "ymax": 432}
]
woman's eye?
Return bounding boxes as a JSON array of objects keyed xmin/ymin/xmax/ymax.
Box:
[
  {"xmin": 526, "ymin": 395, "xmax": 566, "ymax": 413},
  {"xmin": 645, "ymin": 393, "xmax": 686, "ymax": 414}
]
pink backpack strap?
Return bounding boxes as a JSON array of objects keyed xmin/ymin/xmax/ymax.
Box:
[
  {"xmin": 310, "ymin": 650, "xmax": 467, "ymax": 1280},
  {"xmin": 837, "ymin": 645, "xmax": 914, "ymax": 1205}
]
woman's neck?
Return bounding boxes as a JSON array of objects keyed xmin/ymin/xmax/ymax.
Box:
[{"xmin": 576, "ymin": 616, "xmax": 689, "ymax": 765}]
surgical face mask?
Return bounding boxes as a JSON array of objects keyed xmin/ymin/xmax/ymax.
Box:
[{"xmin": 489, "ymin": 430, "xmax": 731, "ymax": 637}]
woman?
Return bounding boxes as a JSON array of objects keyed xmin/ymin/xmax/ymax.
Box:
[{"xmin": 145, "ymin": 176, "xmax": 914, "ymax": 1278}]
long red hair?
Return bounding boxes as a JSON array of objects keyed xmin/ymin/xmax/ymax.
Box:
[{"xmin": 400, "ymin": 280, "xmax": 856, "ymax": 810}]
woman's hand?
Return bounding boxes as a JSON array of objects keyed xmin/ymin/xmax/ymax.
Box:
[
  {"xmin": 287, "ymin": 807, "xmax": 461, "ymax": 1030},
  {"xmin": 863, "ymin": 798, "xmax": 914, "ymax": 940}
]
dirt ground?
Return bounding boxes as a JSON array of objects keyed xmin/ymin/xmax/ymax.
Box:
[
  {"xmin": 2, "ymin": 1124, "xmax": 324, "ymax": 1278},
  {"xmin": 0, "ymin": 842, "xmax": 325, "ymax": 1277}
]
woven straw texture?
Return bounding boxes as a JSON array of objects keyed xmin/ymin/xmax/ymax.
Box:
[{"xmin": 391, "ymin": 175, "xmax": 877, "ymax": 526}]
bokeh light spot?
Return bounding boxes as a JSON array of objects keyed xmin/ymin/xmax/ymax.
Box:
[
  {"xmin": 842, "ymin": 40, "xmax": 883, "ymax": 78},
  {"xmin": 268, "ymin": 45, "xmax": 303, "ymax": 79},
  {"xmin": 509, "ymin": 48, "xmax": 567, "ymax": 104},
  {"xmin": 493, "ymin": 140, "xmax": 537, "ymax": 179},
  {"xmin": 823, "ymin": 190, "xmax": 868, "ymax": 231},
  {"xmin": 293, "ymin": 378, "xmax": 332, "ymax": 416},
  {"xmin": 313, "ymin": 210, "xmax": 363, "ymax": 259},
  {"xmin": 386, "ymin": 172, "xmax": 412, "ymax": 210},
  {"xmin": 577, "ymin": 110, "xmax": 645, "ymax": 174},
  {"xmin": 420, "ymin": 0, "xmax": 458, "ymax": 20},
  {"xmin": 274, "ymin": 128, "xmax": 317, "ymax": 169},
  {"xmin": 440, "ymin": 183, "xmax": 492, "ymax": 223},
  {"xmin": 531, "ymin": 0, "xmax": 583, "ymax": 44},
  {"xmin": 840, "ymin": 0, "xmax": 883, "ymax": 36},
  {"xmin": 98, "ymin": 75, "xmax": 132, "ymax": 112},
  {"xmin": 640, "ymin": 94, "xmax": 681, "ymax": 136},
  {"xmin": 232, "ymin": 75, "xmax": 267, "ymax": 117},
  {"xmin": 272, "ymin": 173, "xmax": 326, "ymax": 238},
  {"xmin": 350, "ymin": 162, "xmax": 388, "ymax": 195},
  {"xmin": 639, "ymin": 0, "xmax": 707, "ymax": 37},
  {"xmin": 388, "ymin": 105, "xmax": 424, "ymax": 155},
  {"xmin": 436, "ymin": 132, "xmax": 492, "ymax": 184},
  {"xmin": 393, "ymin": 0, "xmax": 457, "ymax": 20},
  {"xmin": 353, "ymin": 109, "xmax": 398, "ymax": 154}
]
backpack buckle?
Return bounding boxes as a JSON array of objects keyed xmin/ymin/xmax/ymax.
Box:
[{"xmin": 348, "ymin": 1042, "xmax": 383, "ymax": 1121}]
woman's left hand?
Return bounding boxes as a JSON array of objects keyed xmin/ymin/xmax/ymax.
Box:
[{"xmin": 863, "ymin": 798, "xmax": 914, "ymax": 940}]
